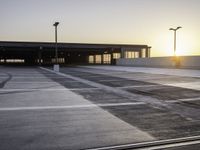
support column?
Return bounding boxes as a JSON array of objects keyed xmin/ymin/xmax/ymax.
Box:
[
  {"xmin": 39, "ymin": 47, "xmax": 43, "ymax": 65},
  {"xmin": 2, "ymin": 48, "xmax": 6, "ymax": 64},
  {"xmin": 94, "ymin": 55, "xmax": 96, "ymax": 64},
  {"xmin": 64, "ymin": 52, "xmax": 68, "ymax": 64},
  {"xmin": 38, "ymin": 51, "xmax": 42, "ymax": 65},
  {"xmin": 145, "ymin": 48, "xmax": 148, "ymax": 58},
  {"xmin": 139, "ymin": 50, "xmax": 142, "ymax": 58},
  {"xmin": 111, "ymin": 53, "xmax": 114, "ymax": 65},
  {"xmin": 121, "ymin": 48, "xmax": 125, "ymax": 58},
  {"xmin": 146, "ymin": 47, "xmax": 151, "ymax": 57},
  {"xmin": 110, "ymin": 48, "xmax": 114, "ymax": 65},
  {"xmin": 148, "ymin": 47, "xmax": 151, "ymax": 57},
  {"xmin": 101, "ymin": 54, "xmax": 104, "ymax": 64}
]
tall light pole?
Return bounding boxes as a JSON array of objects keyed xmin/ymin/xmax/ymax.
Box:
[
  {"xmin": 169, "ymin": 26, "xmax": 182, "ymax": 56},
  {"xmin": 53, "ymin": 22, "xmax": 59, "ymax": 72}
]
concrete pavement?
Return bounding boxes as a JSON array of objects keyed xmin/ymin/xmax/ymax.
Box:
[
  {"xmin": 0, "ymin": 66, "xmax": 154, "ymax": 150},
  {"xmin": 81, "ymin": 66, "xmax": 200, "ymax": 91},
  {"xmin": 0, "ymin": 66, "xmax": 200, "ymax": 149}
]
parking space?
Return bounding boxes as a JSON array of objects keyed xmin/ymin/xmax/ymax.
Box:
[
  {"xmin": 58, "ymin": 67, "xmax": 200, "ymax": 137},
  {"xmin": 0, "ymin": 66, "xmax": 200, "ymax": 149}
]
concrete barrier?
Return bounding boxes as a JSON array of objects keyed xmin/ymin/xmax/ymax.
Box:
[{"xmin": 116, "ymin": 56, "xmax": 200, "ymax": 69}]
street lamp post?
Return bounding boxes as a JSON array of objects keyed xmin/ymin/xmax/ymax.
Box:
[
  {"xmin": 169, "ymin": 26, "xmax": 182, "ymax": 56},
  {"xmin": 39, "ymin": 46, "xmax": 42, "ymax": 65},
  {"xmin": 0, "ymin": 47, "xmax": 6, "ymax": 64},
  {"xmin": 53, "ymin": 22, "xmax": 59, "ymax": 72}
]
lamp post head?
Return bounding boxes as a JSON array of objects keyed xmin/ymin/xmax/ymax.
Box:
[
  {"xmin": 176, "ymin": 26, "xmax": 182, "ymax": 30},
  {"xmin": 53, "ymin": 22, "xmax": 59, "ymax": 27},
  {"xmin": 169, "ymin": 26, "xmax": 182, "ymax": 31}
]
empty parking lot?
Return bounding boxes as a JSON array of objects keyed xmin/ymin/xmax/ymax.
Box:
[{"xmin": 0, "ymin": 66, "xmax": 200, "ymax": 150}]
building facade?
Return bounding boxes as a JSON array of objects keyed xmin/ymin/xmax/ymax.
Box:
[{"xmin": 0, "ymin": 41, "xmax": 151, "ymax": 65}]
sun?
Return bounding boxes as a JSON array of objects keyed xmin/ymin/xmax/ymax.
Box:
[
  {"xmin": 173, "ymin": 30, "xmax": 197, "ymax": 56},
  {"xmin": 162, "ymin": 28, "xmax": 199, "ymax": 56},
  {"xmin": 175, "ymin": 49, "xmax": 188, "ymax": 56},
  {"xmin": 152, "ymin": 31, "xmax": 193, "ymax": 56}
]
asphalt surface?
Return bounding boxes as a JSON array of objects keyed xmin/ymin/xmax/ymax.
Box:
[{"xmin": 0, "ymin": 66, "xmax": 200, "ymax": 150}]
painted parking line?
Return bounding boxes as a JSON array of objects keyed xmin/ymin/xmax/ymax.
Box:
[
  {"xmin": 6, "ymin": 77, "xmax": 69, "ymax": 78},
  {"xmin": 8, "ymin": 81, "xmax": 80, "ymax": 83},
  {"xmin": 98, "ymin": 79, "xmax": 125, "ymax": 82},
  {"xmin": 6, "ymin": 82, "xmax": 59, "ymax": 83},
  {"xmin": 134, "ymin": 141, "xmax": 200, "ymax": 150},
  {"xmin": 88, "ymin": 135, "xmax": 200, "ymax": 150},
  {"xmin": 6, "ymin": 80, "xmax": 80, "ymax": 83},
  {"xmin": 166, "ymin": 97, "xmax": 200, "ymax": 103},
  {"xmin": 0, "ymin": 87, "xmax": 99, "ymax": 91},
  {"xmin": 118, "ymin": 85, "xmax": 161, "ymax": 89},
  {"xmin": 0, "ymin": 102, "xmax": 145, "ymax": 111}
]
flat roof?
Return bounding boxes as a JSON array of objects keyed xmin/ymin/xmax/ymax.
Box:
[{"xmin": 0, "ymin": 41, "xmax": 150, "ymax": 49}]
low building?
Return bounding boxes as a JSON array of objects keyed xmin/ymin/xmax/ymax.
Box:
[{"xmin": 0, "ymin": 41, "xmax": 151, "ymax": 65}]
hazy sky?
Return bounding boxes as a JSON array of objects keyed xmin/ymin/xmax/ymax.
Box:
[{"xmin": 0, "ymin": 0, "xmax": 200, "ymax": 56}]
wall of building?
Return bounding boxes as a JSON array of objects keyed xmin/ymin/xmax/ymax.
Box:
[{"xmin": 116, "ymin": 56, "xmax": 200, "ymax": 69}]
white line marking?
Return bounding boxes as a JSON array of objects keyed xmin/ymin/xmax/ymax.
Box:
[
  {"xmin": 0, "ymin": 89, "xmax": 70, "ymax": 91},
  {"xmin": 6, "ymin": 81, "xmax": 80, "ymax": 83},
  {"xmin": 8, "ymin": 77, "xmax": 68, "ymax": 79},
  {"xmin": 0, "ymin": 88, "xmax": 99, "ymax": 92},
  {"xmin": 87, "ymin": 135, "xmax": 200, "ymax": 150},
  {"xmin": 136, "ymin": 140, "xmax": 200, "ymax": 150},
  {"xmin": 0, "ymin": 102, "xmax": 145, "ymax": 111},
  {"xmin": 98, "ymin": 79, "xmax": 123, "ymax": 82},
  {"xmin": 166, "ymin": 97, "xmax": 200, "ymax": 103},
  {"xmin": 118, "ymin": 85, "xmax": 161, "ymax": 88},
  {"xmin": 70, "ymin": 88, "xmax": 100, "ymax": 91},
  {"xmin": 7, "ymin": 82, "xmax": 58, "ymax": 83}
]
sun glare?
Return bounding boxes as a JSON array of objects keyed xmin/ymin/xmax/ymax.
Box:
[
  {"xmin": 168, "ymin": 30, "xmax": 196, "ymax": 56},
  {"xmin": 175, "ymin": 49, "xmax": 188, "ymax": 56},
  {"xmin": 175, "ymin": 35, "xmax": 194, "ymax": 56}
]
